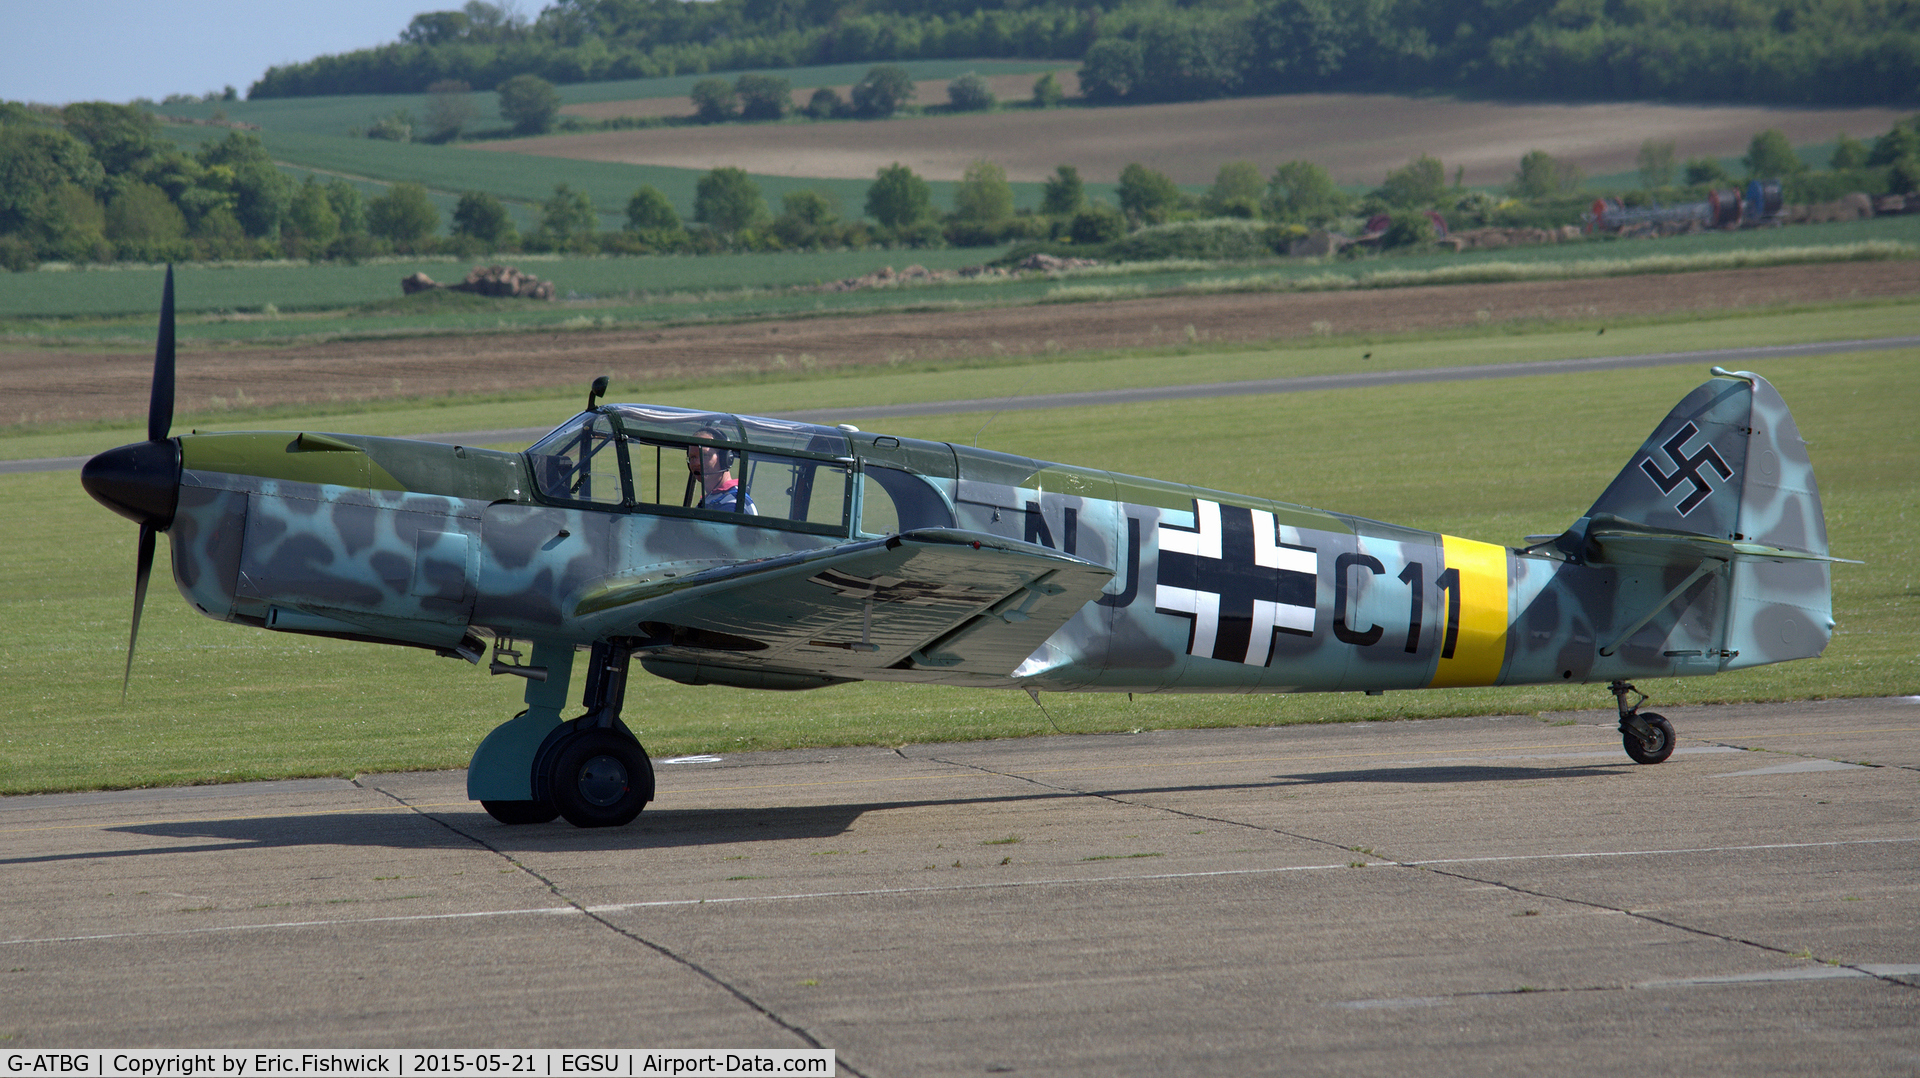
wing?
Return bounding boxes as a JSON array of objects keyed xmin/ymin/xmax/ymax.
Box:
[{"xmin": 574, "ymin": 529, "xmax": 1114, "ymax": 680}]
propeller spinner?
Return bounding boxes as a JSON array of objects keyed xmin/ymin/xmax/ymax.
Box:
[{"xmin": 80, "ymin": 265, "xmax": 183, "ymax": 698}]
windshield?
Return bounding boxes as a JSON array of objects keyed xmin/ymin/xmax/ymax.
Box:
[{"xmin": 528, "ymin": 413, "xmax": 625, "ymax": 506}]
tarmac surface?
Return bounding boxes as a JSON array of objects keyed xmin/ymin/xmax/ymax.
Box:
[{"xmin": 4, "ymin": 697, "xmax": 1917, "ymax": 1074}]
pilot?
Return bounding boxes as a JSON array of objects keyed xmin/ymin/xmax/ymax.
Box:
[{"xmin": 687, "ymin": 428, "xmax": 756, "ymax": 514}]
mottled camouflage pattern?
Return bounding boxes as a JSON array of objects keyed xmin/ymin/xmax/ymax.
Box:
[{"xmin": 153, "ymin": 373, "xmax": 1834, "ymax": 795}]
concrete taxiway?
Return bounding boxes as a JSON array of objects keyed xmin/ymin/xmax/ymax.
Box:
[{"xmin": 3, "ymin": 698, "xmax": 1917, "ymax": 1074}]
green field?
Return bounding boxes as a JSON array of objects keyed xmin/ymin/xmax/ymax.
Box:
[
  {"xmin": 2, "ymin": 315, "xmax": 1913, "ymax": 795},
  {"xmin": 6, "ymin": 220, "xmax": 1914, "ymax": 338},
  {"xmin": 5, "ymin": 300, "xmax": 1918, "ymax": 463},
  {"xmin": 156, "ymin": 60, "xmax": 1077, "ymax": 137}
]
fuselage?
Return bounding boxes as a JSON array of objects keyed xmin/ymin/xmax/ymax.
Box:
[{"xmin": 147, "ymin": 402, "xmax": 1769, "ymax": 697}]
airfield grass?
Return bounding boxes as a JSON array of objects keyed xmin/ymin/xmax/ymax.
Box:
[
  {"xmin": 0, "ymin": 328, "xmax": 1913, "ymax": 795},
  {"xmin": 3, "ymin": 298, "xmax": 1917, "ymax": 462}
]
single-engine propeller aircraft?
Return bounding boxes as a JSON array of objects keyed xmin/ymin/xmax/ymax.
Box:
[{"xmin": 84, "ymin": 270, "xmax": 1841, "ymax": 827}]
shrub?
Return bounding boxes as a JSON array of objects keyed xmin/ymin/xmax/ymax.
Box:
[
  {"xmin": 1373, "ymin": 155, "xmax": 1447, "ymax": 208},
  {"xmin": 947, "ymin": 72, "xmax": 995, "ymax": 112},
  {"xmin": 498, "ymin": 74, "xmax": 561, "ymax": 135},
  {"xmin": 690, "ymin": 78, "xmax": 737, "ymax": 123},
  {"xmin": 805, "ymin": 87, "xmax": 843, "ymax": 119},
  {"xmin": 865, "ymin": 162, "xmax": 932, "ymax": 230},
  {"xmin": 367, "ymin": 182, "xmax": 438, "ymax": 248},
  {"xmin": 694, "ymin": 167, "xmax": 765, "ymax": 233},
  {"xmin": 851, "ymin": 65, "xmax": 914, "ymax": 118},
  {"xmin": 735, "ymin": 73, "xmax": 790, "ymax": 121},
  {"xmin": 1042, "ymin": 165, "xmax": 1085, "ymax": 217},
  {"xmin": 453, "ymin": 190, "xmax": 516, "ymax": 247},
  {"xmin": 1032, "ymin": 72, "xmax": 1065, "ymax": 109},
  {"xmin": 1117, "ymin": 163, "xmax": 1182, "ymax": 225},
  {"xmin": 626, "ymin": 185, "xmax": 680, "ymax": 232},
  {"xmin": 1068, "ymin": 203, "xmax": 1126, "ymax": 244},
  {"xmin": 1745, "ymin": 129, "xmax": 1804, "ymax": 177}
]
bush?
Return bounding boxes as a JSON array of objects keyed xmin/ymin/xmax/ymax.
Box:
[
  {"xmin": 1042, "ymin": 165, "xmax": 1085, "ymax": 217},
  {"xmin": 805, "ymin": 87, "xmax": 843, "ymax": 119},
  {"xmin": 947, "ymin": 72, "xmax": 995, "ymax": 112},
  {"xmin": 1068, "ymin": 203, "xmax": 1126, "ymax": 244},
  {"xmin": 734, "ymin": 73, "xmax": 791, "ymax": 121},
  {"xmin": 694, "ymin": 167, "xmax": 765, "ymax": 233},
  {"xmin": 626, "ymin": 185, "xmax": 681, "ymax": 232},
  {"xmin": 1117, "ymin": 162, "xmax": 1182, "ymax": 225},
  {"xmin": 498, "ymin": 74, "xmax": 561, "ymax": 135},
  {"xmin": 865, "ymin": 162, "xmax": 932, "ymax": 230},
  {"xmin": 367, "ymin": 182, "xmax": 438, "ymax": 248},
  {"xmin": 1032, "ymin": 72, "xmax": 1065, "ymax": 108},
  {"xmin": 851, "ymin": 65, "xmax": 914, "ymax": 118},
  {"xmin": 691, "ymin": 78, "xmax": 737, "ymax": 123},
  {"xmin": 1379, "ymin": 210, "xmax": 1436, "ymax": 249},
  {"xmin": 1373, "ymin": 155, "xmax": 1447, "ymax": 208},
  {"xmin": 453, "ymin": 190, "xmax": 516, "ymax": 248}
]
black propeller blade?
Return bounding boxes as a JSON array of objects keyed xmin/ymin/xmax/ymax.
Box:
[
  {"xmin": 150, "ymin": 265, "xmax": 175, "ymax": 442},
  {"xmin": 124, "ymin": 524, "xmax": 157, "ymax": 701},
  {"xmin": 117, "ymin": 265, "xmax": 176, "ymax": 698}
]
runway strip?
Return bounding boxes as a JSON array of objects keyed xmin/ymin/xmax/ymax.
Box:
[
  {"xmin": 5, "ymin": 697, "xmax": 1916, "ymax": 1067},
  {"xmin": 11, "ymin": 334, "xmax": 1916, "ymax": 474}
]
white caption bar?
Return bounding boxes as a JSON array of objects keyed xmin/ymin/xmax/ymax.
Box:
[{"xmin": 2, "ymin": 1052, "xmax": 834, "ymax": 1078}]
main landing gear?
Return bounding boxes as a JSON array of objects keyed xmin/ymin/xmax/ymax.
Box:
[
  {"xmin": 1609, "ymin": 680, "xmax": 1675, "ymax": 765},
  {"xmin": 478, "ymin": 640, "xmax": 655, "ymax": 828}
]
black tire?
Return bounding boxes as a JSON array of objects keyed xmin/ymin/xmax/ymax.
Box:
[
  {"xmin": 482, "ymin": 799, "xmax": 560, "ymax": 825},
  {"xmin": 549, "ymin": 727, "xmax": 654, "ymax": 828},
  {"xmin": 1622, "ymin": 712, "xmax": 1676, "ymax": 765}
]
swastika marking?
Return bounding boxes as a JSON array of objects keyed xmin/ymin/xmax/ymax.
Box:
[{"xmin": 1640, "ymin": 421, "xmax": 1733, "ymax": 515}]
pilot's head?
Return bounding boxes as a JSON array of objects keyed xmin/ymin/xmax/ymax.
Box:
[{"xmin": 686, "ymin": 428, "xmax": 734, "ymax": 476}]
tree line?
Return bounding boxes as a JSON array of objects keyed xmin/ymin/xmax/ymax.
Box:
[
  {"xmin": 5, "ymin": 94, "xmax": 1916, "ymax": 272},
  {"xmin": 246, "ymin": 0, "xmax": 1918, "ymax": 108}
]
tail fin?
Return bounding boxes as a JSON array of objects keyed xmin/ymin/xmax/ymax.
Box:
[{"xmin": 1547, "ymin": 368, "xmax": 1837, "ymax": 671}]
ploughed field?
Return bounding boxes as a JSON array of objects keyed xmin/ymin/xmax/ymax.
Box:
[
  {"xmin": 6, "ymin": 259, "xmax": 1917, "ymax": 430},
  {"xmin": 482, "ymin": 92, "xmax": 1912, "ymax": 186}
]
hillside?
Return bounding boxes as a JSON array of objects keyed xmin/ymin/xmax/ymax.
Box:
[
  {"xmin": 247, "ymin": 0, "xmax": 1919, "ymax": 108},
  {"xmin": 479, "ymin": 92, "xmax": 1912, "ymax": 188}
]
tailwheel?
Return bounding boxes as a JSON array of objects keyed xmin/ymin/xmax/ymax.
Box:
[
  {"xmin": 1609, "ymin": 680, "xmax": 1676, "ymax": 765},
  {"xmin": 482, "ymin": 799, "xmax": 560, "ymax": 825},
  {"xmin": 1621, "ymin": 712, "xmax": 1676, "ymax": 764},
  {"xmin": 549, "ymin": 727, "xmax": 654, "ymax": 828}
]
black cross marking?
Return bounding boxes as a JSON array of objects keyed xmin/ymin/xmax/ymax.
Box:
[
  {"xmin": 1156, "ymin": 501, "xmax": 1316, "ymax": 666},
  {"xmin": 1640, "ymin": 422, "xmax": 1734, "ymax": 515}
]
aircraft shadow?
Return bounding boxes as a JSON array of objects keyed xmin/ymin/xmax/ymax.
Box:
[
  {"xmin": 4, "ymin": 762, "xmax": 1627, "ymax": 864},
  {"xmin": 1268, "ymin": 763, "xmax": 1629, "ymax": 785}
]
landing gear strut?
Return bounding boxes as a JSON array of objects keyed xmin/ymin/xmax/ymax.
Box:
[
  {"xmin": 1609, "ymin": 680, "xmax": 1675, "ymax": 765},
  {"xmin": 476, "ymin": 640, "xmax": 655, "ymax": 827}
]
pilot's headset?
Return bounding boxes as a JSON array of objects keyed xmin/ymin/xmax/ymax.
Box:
[{"xmin": 692, "ymin": 427, "xmax": 735, "ymax": 471}]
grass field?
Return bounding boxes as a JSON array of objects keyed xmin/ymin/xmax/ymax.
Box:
[
  {"xmin": 156, "ymin": 60, "xmax": 1076, "ymax": 137},
  {"xmin": 5, "ymin": 300, "xmax": 1918, "ymax": 463},
  {"xmin": 2, "ymin": 319, "xmax": 1912, "ymax": 795},
  {"xmin": 7, "ymin": 218, "xmax": 1916, "ymax": 334}
]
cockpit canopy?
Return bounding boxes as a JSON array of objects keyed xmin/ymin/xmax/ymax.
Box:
[{"xmin": 526, "ymin": 405, "xmax": 856, "ymax": 534}]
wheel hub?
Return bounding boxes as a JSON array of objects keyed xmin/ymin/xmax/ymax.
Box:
[{"xmin": 576, "ymin": 754, "xmax": 630, "ymax": 807}]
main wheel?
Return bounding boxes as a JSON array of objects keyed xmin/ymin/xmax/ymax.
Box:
[
  {"xmin": 1622, "ymin": 712, "xmax": 1676, "ymax": 764},
  {"xmin": 482, "ymin": 799, "xmax": 560, "ymax": 825},
  {"xmin": 549, "ymin": 728, "xmax": 654, "ymax": 828}
]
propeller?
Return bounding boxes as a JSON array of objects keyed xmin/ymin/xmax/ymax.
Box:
[{"xmin": 81, "ymin": 265, "xmax": 182, "ymax": 700}]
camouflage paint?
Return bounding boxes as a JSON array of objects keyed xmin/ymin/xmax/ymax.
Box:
[{"xmin": 147, "ymin": 373, "xmax": 1836, "ymax": 798}]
